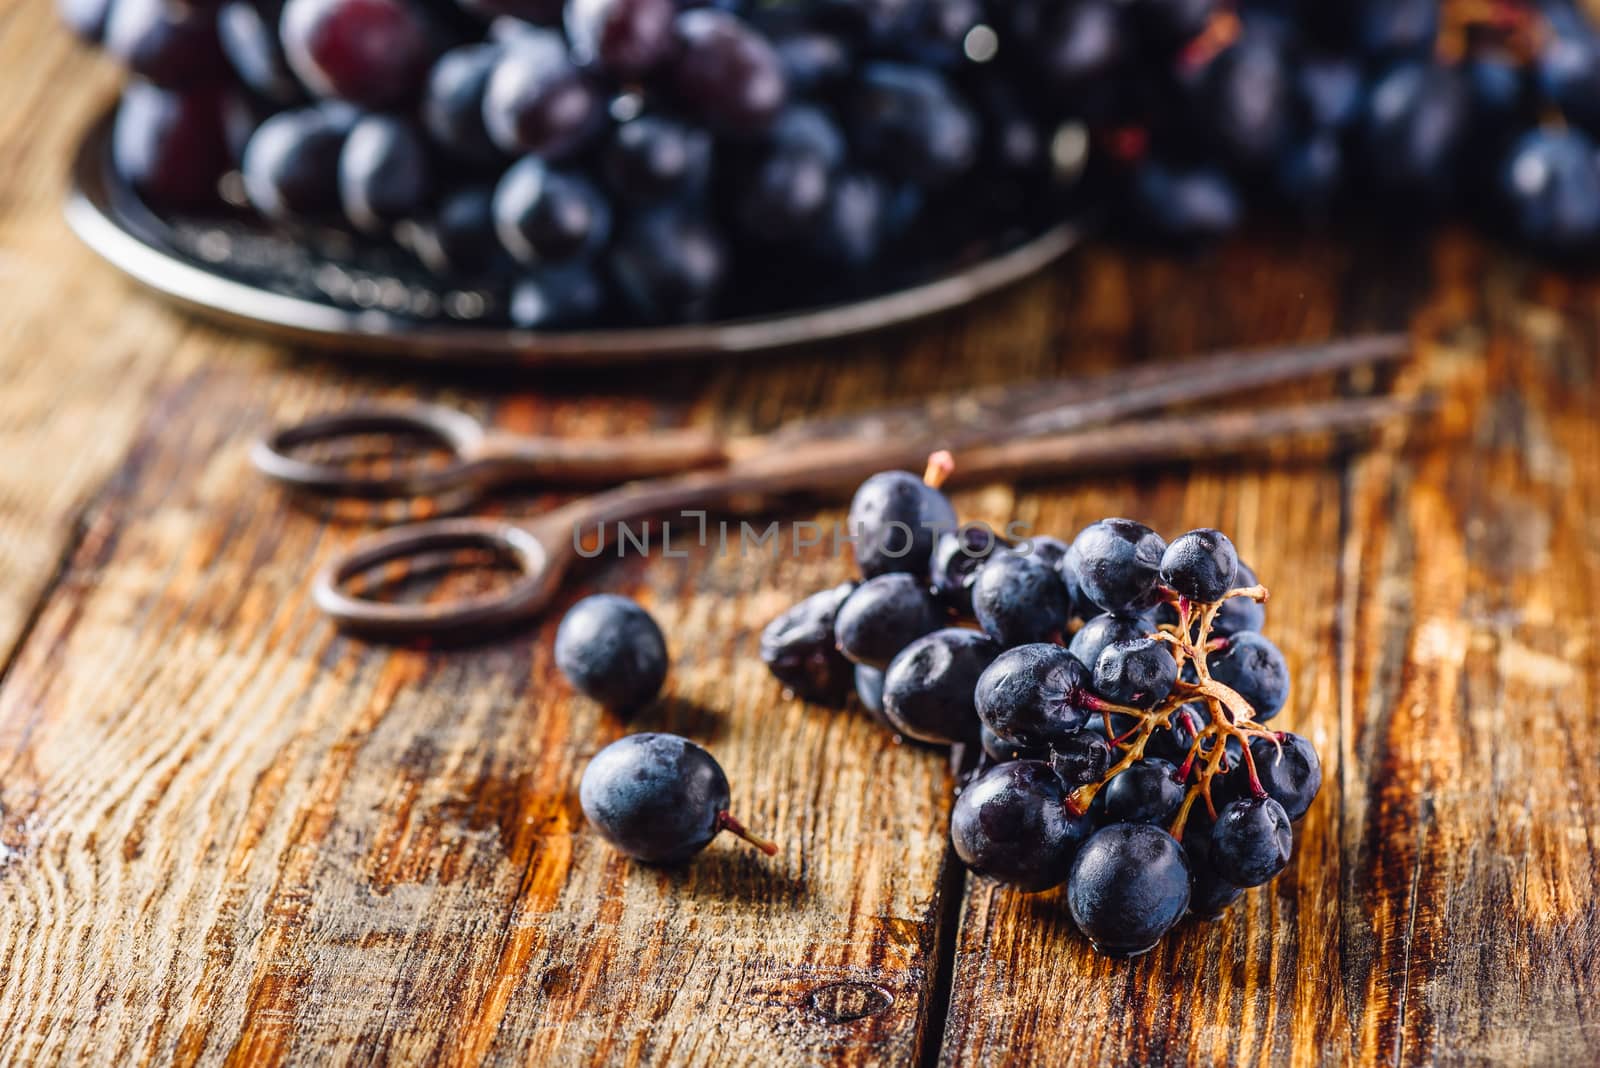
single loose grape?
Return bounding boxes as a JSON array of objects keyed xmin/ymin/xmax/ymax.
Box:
[
  {"xmin": 580, "ymin": 733, "xmax": 775, "ymax": 863},
  {"xmin": 554, "ymin": 594, "xmax": 668, "ymax": 709}
]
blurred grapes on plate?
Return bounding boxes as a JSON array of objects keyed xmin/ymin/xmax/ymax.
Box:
[{"xmin": 61, "ymin": 0, "xmax": 1600, "ymax": 334}]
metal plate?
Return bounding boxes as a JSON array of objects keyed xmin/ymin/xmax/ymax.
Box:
[{"xmin": 65, "ymin": 110, "xmax": 1083, "ymax": 367}]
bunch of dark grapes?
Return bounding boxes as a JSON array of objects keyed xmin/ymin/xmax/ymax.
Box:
[
  {"xmin": 64, "ymin": 0, "xmax": 1087, "ymax": 327},
  {"xmin": 64, "ymin": 1, "xmax": 1600, "ymax": 331},
  {"xmin": 762, "ymin": 455, "xmax": 1321, "ymax": 957}
]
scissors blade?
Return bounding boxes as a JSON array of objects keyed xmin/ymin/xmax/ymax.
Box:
[{"xmin": 767, "ymin": 333, "xmax": 1408, "ymax": 452}]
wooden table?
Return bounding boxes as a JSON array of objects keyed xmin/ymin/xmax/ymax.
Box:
[{"xmin": 5, "ymin": 15, "xmax": 1600, "ymax": 1067}]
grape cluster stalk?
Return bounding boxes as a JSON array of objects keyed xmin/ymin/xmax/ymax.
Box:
[{"xmin": 1068, "ymin": 584, "xmax": 1280, "ymax": 837}]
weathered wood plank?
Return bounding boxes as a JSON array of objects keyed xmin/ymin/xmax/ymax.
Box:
[
  {"xmin": 937, "ymin": 235, "xmax": 1378, "ymax": 1068},
  {"xmin": 0, "ymin": 343, "xmax": 975, "ymax": 1066},
  {"xmin": 0, "ymin": 320, "xmax": 1022, "ymax": 1063},
  {"xmin": 0, "ymin": 22, "xmax": 186, "ymax": 663},
  {"xmin": 0, "ymin": 22, "xmax": 986, "ymax": 1061},
  {"xmin": 7, "ymin": 0, "xmax": 1600, "ymax": 1059},
  {"xmin": 1336, "ymin": 238, "xmax": 1600, "ymax": 1066},
  {"xmin": 936, "ymin": 234, "xmax": 1600, "ymax": 1067}
]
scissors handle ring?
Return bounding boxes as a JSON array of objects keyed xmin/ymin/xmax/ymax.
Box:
[
  {"xmin": 252, "ymin": 404, "xmax": 488, "ymax": 500},
  {"xmin": 314, "ymin": 517, "xmax": 564, "ymax": 640}
]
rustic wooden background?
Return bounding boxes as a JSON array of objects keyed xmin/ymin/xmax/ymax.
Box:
[{"xmin": 5, "ymin": 10, "xmax": 1600, "ymax": 1067}]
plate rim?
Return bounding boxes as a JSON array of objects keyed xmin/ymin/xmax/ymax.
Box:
[{"xmin": 65, "ymin": 109, "xmax": 1083, "ymax": 367}]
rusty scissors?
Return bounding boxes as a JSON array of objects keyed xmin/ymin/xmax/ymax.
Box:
[{"xmin": 254, "ymin": 335, "xmax": 1412, "ymax": 641}]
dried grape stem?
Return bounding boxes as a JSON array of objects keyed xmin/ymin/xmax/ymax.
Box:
[
  {"xmin": 1079, "ymin": 582, "xmax": 1279, "ymax": 833},
  {"xmin": 717, "ymin": 812, "xmax": 779, "ymax": 856}
]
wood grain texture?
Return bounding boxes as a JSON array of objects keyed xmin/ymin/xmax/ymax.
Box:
[
  {"xmin": 936, "ymin": 236, "xmax": 1600, "ymax": 1068},
  {"xmin": 4, "ymin": 6, "xmax": 1600, "ymax": 1065},
  {"xmin": 0, "ymin": 15, "xmax": 181, "ymax": 662}
]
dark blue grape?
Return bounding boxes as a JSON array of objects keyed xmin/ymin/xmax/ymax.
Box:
[
  {"xmin": 1048, "ymin": 730, "xmax": 1112, "ymax": 788},
  {"xmin": 339, "ymin": 115, "xmax": 432, "ymax": 233},
  {"xmin": 881, "ymin": 627, "xmax": 999, "ymax": 745},
  {"xmin": 769, "ymin": 104, "xmax": 847, "ymax": 165},
  {"xmin": 580, "ymin": 732, "xmax": 772, "ymax": 863},
  {"xmin": 554, "ymin": 593, "xmax": 668, "ymax": 708},
  {"xmin": 218, "ymin": 0, "xmax": 302, "ymax": 104},
  {"xmin": 1068, "ymin": 823, "xmax": 1192, "ymax": 956},
  {"xmin": 1203, "ymin": 29, "xmax": 1294, "ymax": 170},
  {"xmin": 1298, "ymin": 54, "xmax": 1364, "ymax": 130},
  {"xmin": 980, "ymin": 723, "xmax": 1049, "ymax": 763},
  {"xmin": 1357, "ymin": 0, "xmax": 1437, "ymax": 58},
  {"xmin": 931, "ymin": 523, "xmax": 1006, "ymax": 617},
  {"xmin": 509, "ymin": 265, "xmax": 606, "ymax": 328},
  {"xmin": 669, "ymin": 9, "xmax": 788, "ymax": 136},
  {"xmin": 493, "ymin": 159, "xmax": 611, "ymax": 264},
  {"xmin": 907, "ymin": 0, "xmax": 985, "ymax": 67},
  {"xmin": 810, "ymin": 170, "xmax": 892, "ymax": 266},
  {"xmin": 610, "ymin": 208, "xmax": 729, "ymax": 322},
  {"xmin": 1247, "ymin": 731, "xmax": 1321, "ymax": 821},
  {"xmin": 241, "ymin": 106, "xmax": 346, "ymax": 221},
  {"xmin": 814, "ymin": 0, "xmax": 921, "ymax": 42},
  {"xmin": 1133, "ymin": 163, "xmax": 1243, "ymax": 241},
  {"xmin": 771, "ymin": 29, "xmax": 852, "ymax": 93},
  {"xmin": 1020, "ymin": 0, "xmax": 1125, "ymax": 90},
  {"xmin": 1094, "ymin": 637, "xmax": 1177, "ymax": 709},
  {"xmin": 856, "ymin": 664, "xmax": 889, "ymax": 725},
  {"xmin": 1465, "ymin": 54, "xmax": 1528, "ymax": 140},
  {"xmin": 1103, "ymin": 757, "xmax": 1184, "ymax": 825},
  {"xmin": 1180, "ymin": 806, "xmax": 1243, "ymax": 917},
  {"xmin": 280, "ymin": 0, "xmax": 429, "ymax": 109},
  {"xmin": 1028, "ymin": 536, "xmax": 1071, "ymax": 572},
  {"xmin": 1053, "ymin": 542, "xmax": 1092, "ymax": 616},
  {"xmin": 1208, "ymin": 630, "xmax": 1290, "ymax": 720},
  {"xmin": 974, "ymin": 643, "xmax": 1093, "ymax": 749},
  {"xmin": 410, "ymin": 185, "xmax": 505, "ymax": 276},
  {"xmin": 846, "ymin": 470, "xmax": 956, "ymax": 580},
  {"xmin": 112, "ymin": 82, "xmax": 229, "ymax": 209},
  {"xmin": 1210, "ymin": 796, "xmax": 1293, "ymax": 887},
  {"xmin": 482, "ymin": 30, "xmax": 602, "ymax": 158},
  {"xmin": 566, "ymin": 0, "xmax": 676, "ymax": 78},
  {"xmin": 952, "ymin": 761, "xmax": 1091, "ymax": 892},
  {"xmin": 1066, "ymin": 519, "xmax": 1166, "ymax": 615},
  {"xmin": 1142, "ymin": 703, "xmax": 1205, "ymax": 764},
  {"xmin": 1212, "ymin": 560, "xmax": 1266, "ymax": 637},
  {"xmin": 972, "ymin": 550, "xmax": 1071, "ymax": 648},
  {"xmin": 833, "ymin": 572, "xmax": 942, "ymax": 669},
  {"xmin": 1069, "ymin": 613, "xmax": 1152, "ymax": 673},
  {"xmin": 760, "ymin": 580, "xmax": 857, "ymax": 706},
  {"xmin": 1501, "ymin": 128, "xmax": 1600, "ymax": 253},
  {"xmin": 848, "ymin": 62, "xmax": 978, "ymax": 186},
  {"xmin": 1277, "ymin": 131, "xmax": 1344, "ymax": 213},
  {"xmin": 1360, "ymin": 62, "xmax": 1469, "ymax": 201},
  {"xmin": 1536, "ymin": 20, "xmax": 1600, "ymax": 137},
  {"xmin": 423, "ymin": 43, "xmax": 506, "ymax": 166},
  {"xmin": 736, "ymin": 141, "xmax": 834, "ymax": 242},
  {"xmin": 604, "ymin": 115, "xmax": 714, "ymax": 202},
  {"xmin": 1160, "ymin": 527, "xmax": 1238, "ymax": 603},
  {"xmin": 105, "ymin": 0, "xmax": 226, "ymax": 89}
]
